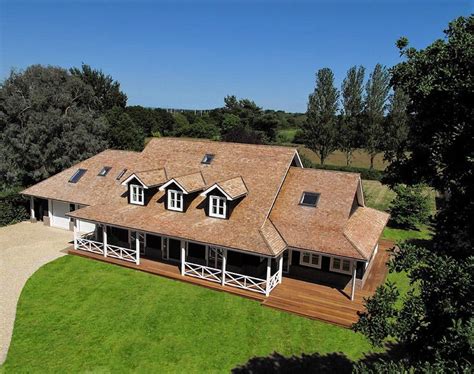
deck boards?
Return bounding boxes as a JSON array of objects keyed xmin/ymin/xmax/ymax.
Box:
[{"xmin": 68, "ymin": 239, "xmax": 393, "ymax": 328}]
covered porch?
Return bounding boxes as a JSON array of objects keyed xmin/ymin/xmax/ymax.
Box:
[{"xmin": 73, "ymin": 222, "xmax": 283, "ymax": 296}]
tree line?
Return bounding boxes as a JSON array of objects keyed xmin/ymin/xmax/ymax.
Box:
[{"xmin": 301, "ymin": 63, "xmax": 409, "ymax": 169}]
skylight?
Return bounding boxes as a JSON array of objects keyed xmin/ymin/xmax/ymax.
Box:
[
  {"xmin": 98, "ymin": 166, "xmax": 112, "ymax": 177},
  {"xmin": 116, "ymin": 168, "xmax": 127, "ymax": 180},
  {"xmin": 69, "ymin": 169, "xmax": 87, "ymax": 183},
  {"xmin": 299, "ymin": 192, "xmax": 320, "ymax": 207},
  {"xmin": 201, "ymin": 154, "xmax": 215, "ymax": 164}
]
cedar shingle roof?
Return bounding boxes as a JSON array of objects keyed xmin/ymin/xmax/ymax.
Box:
[
  {"xmin": 270, "ymin": 167, "xmax": 388, "ymax": 260},
  {"xmin": 126, "ymin": 168, "xmax": 168, "ymax": 188},
  {"xmin": 22, "ymin": 138, "xmax": 388, "ymax": 259}
]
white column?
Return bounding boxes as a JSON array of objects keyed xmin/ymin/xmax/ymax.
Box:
[
  {"xmin": 29, "ymin": 196, "xmax": 35, "ymax": 221},
  {"xmin": 180, "ymin": 240, "xmax": 186, "ymax": 276},
  {"xmin": 47, "ymin": 199, "xmax": 53, "ymax": 225},
  {"xmin": 135, "ymin": 232, "xmax": 140, "ymax": 265},
  {"xmin": 73, "ymin": 220, "xmax": 78, "ymax": 249},
  {"xmin": 103, "ymin": 225, "xmax": 108, "ymax": 258},
  {"xmin": 221, "ymin": 249, "xmax": 227, "ymax": 286},
  {"xmin": 265, "ymin": 257, "xmax": 272, "ymax": 296},
  {"xmin": 278, "ymin": 255, "xmax": 284, "ymax": 284},
  {"xmin": 351, "ymin": 262, "xmax": 357, "ymax": 301}
]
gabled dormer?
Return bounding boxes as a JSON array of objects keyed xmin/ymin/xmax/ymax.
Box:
[
  {"xmin": 201, "ymin": 176, "xmax": 248, "ymax": 219},
  {"xmin": 121, "ymin": 168, "xmax": 167, "ymax": 206},
  {"xmin": 159, "ymin": 172, "xmax": 206, "ymax": 212}
]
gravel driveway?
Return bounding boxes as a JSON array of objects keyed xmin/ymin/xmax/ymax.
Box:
[{"xmin": 0, "ymin": 221, "xmax": 72, "ymax": 364}]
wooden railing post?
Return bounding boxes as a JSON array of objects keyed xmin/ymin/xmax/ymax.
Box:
[
  {"xmin": 351, "ymin": 263, "xmax": 357, "ymax": 301},
  {"xmin": 180, "ymin": 240, "xmax": 186, "ymax": 276},
  {"xmin": 73, "ymin": 220, "xmax": 78, "ymax": 249},
  {"xmin": 135, "ymin": 232, "xmax": 140, "ymax": 265},
  {"xmin": 103, "ymin": 225, "xmax": 108, "ymax": 257},
  {"xmin": 278, "ymin": 255, "xmax": 283, "ymax": 284},
  {"xmin": 265, "ymin": 257, "xmax": 271, "ymax": 296},
  {"xmin": 221, "ymin": 249, "xmax": 227, "ymax": 286}
]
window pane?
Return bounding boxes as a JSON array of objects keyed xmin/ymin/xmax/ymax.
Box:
[
  {"xmin": 342, "ymin": 260, "xmax": 351, "ymax": 272},
  {"xmin": 302, "ymin": 253, "xmax": 310, "ymax": 264},
  {"xmin": 311, "ymin": 255, "xmax": 319, "ymax": 265},
  {"xmin": 333, "ymin": 258, "xmax": 341, "ymax": 269}
]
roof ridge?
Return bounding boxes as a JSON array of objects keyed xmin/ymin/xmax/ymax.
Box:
[
  {"xmin": 342, "ymin": 230, "xmax": 368, "ymax": 260},
  {"xmin": 290, "ymin": 166, "xmax": 361, "ymax": 178},
  {"xmin": 259, "ymin": 218, "xmax": 287, "ymax": 256}
]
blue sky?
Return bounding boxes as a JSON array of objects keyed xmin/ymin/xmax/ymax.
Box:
[{"xmin": 0, "ymin": 1, "xmax": 471, "ymax": 112}]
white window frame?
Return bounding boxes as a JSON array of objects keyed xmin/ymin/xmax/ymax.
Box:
[
  {"xmin": 330, "ymin": 257, "xmax": 353, "ymax": 275},
  {"xmin": 209, "ymin": 195, "xmax": 226, "ymax": 219},
  {"xmin": 168, "ymin": 189, "xmax": 184, "ymax": 212},
  {"xmin": 130, "ymin": 184, "xmax": 144, "ymax": 205},
  {"xmin": 299, "ymin": 251, "xmax": 321, "ymax": 269}
]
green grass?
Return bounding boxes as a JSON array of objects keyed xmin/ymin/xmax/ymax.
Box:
[
  {"xmin": 2, "ymin": 256, "xmax": 375, "ymax": 373},
  {"xmin": 381, "ymin": 226, "xmax": 432, "ymax": 242},
  {"xmin": 276, "ymin": 128, "xmax": 298, "ymax": 143},
  {"xmin": 362, "ymin": 180, "xmax": 396, "ymax": 211}
]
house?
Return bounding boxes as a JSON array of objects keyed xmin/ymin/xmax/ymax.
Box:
[{"xmin": 22, "ymin": 138, "xmax": 389, "ymax": 300}]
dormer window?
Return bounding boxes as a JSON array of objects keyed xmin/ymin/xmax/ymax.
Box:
[
  {"xmin": 130, "ymin": 184, "xmax": 144, "ymax": 205},
  {"xmin": 168, "ymin": 189, "xmax": 183, "ymax": 212},
  {"xmin": 209, "ymin": 195, "xmax": 226, "ymax": 219}
]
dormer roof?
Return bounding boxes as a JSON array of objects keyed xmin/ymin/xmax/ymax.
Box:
[
  {"xmin": 121, "ymin": 168, "xmax": 167, "ymax": 188},
  {"xmin": 159, "ymin": 171, "xmax": 206, "ymax": 194},
  {"xmin": 201, "ymin": 176, "xmax": 248, "ymax": 201}
]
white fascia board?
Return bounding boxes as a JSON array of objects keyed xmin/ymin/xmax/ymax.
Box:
[
  {"xmin": 200, "ymin": 184, "xmax": 233, "ymax": 200},
  {"xmin": 158, "ymin": 179, "xmax": 188, "ymax": 194},
  {"xmin": 121, "ymin": 174, "xmax": 149, "ymax": 189}
]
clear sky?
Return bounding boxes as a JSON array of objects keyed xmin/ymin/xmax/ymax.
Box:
[{"xmin": 0, "ymin": 0, "xmax": 471, "ymax": 112}]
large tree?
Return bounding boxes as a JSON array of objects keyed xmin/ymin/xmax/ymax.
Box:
[
  {"xmin": 70, "ymin": 63, "xmax": 127, "ymax": 111},
  {"xmin": 362, "ymin": 63, "xmax": 390, "ymax": 169},
  {"xmin": 0, "ymin": 65, "xmax": 109, "ymax": 187},
  {"xmin": 303, "ymin": 68, "xmax": 339, "ymax": 165},
  {"xmin": 339, "ymin": 66, "xmax": 365, "ymax": 166},
  {"xmin": 106, "ymin": 107, "xmax": 144, "ymax": 151},
  {"xmin": 354, "ymin": 16, "xmax": 474, "ymax": 372},
  {"xmin": 383, "ymin": 88, "xmax": 410, "ymax": 163}
]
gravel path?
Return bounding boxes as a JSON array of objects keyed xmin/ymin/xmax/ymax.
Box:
[{"xmin": 0, "ymin": 221, "xmax": 72, "ymax": 364}]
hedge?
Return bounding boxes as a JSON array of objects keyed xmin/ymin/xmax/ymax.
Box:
[
  {"xmin": 0, "ymin": 187, "xmax": 29, "ymax": 227},
  {"xmin": 300, "ymin": 155, "xmax": 384, "ymax": 181}
]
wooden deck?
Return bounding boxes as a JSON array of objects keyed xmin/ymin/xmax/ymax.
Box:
[{"xmin": 68, "ymin": 240, "xmax": 393, "ymax": 328}]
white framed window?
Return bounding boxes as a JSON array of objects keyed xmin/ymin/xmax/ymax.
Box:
[
  {"xmin": 130, "ymin": 184, "xmax": 144, "ymax": 205},
  {"xmin": 299, "ymin": 251, "xmax": 321, "ymax": 269},
  {"xmin": 330, "ymin": 257, "xmax": 352, "ymax": 275},
  {"xmin": 168, "ymin": 189, "xmax": 183, "ymax": 211},
  {"xmin": 209, "ymin": 195, "xmax": 226, "ymax": 219}
]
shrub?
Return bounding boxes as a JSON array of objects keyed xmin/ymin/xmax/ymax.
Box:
[
  {"xmin": 389, "ymin": 184, "xmax": 431, "ymax": 229},
  {"xmin": 299, "ymin": 154, "xmax": 384, "ymax": 181},
  {"xmin": 0, "ymin": 188, "xmax": 29, "ymax": 226}
]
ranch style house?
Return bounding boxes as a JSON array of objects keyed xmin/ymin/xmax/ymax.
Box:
[{"xmin": 22, "ymin": 138, "xmax": 389, "ymax": 300}]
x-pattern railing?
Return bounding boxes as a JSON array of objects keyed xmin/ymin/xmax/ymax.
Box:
[
  {"xmin": 267, "ymin": 271, "xmax": 280, "ymax": 293},
  {"xmin": 224, "ymin": 271, "xmax": 267, "ymax": 294},
  {"xmin": 77, "ymin": 237, "xmax": 104, "ymax": 255},
  {"xmin": 106, "ymin": 244, "xmax": 137, "ymax": 263},
  {"xmin": 184, "ymin": 262, "xmax": 222, "ymax": 283}
]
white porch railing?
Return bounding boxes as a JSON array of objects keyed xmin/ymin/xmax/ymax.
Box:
[
  {"xmin": 224, "ymin": 271, "xmax": 267, "ymax": 294},
  {"xmin": 267, "ymin": 271, "xmax": 280, "ymax": 294},
  {"xmin": 106, "ymin": 244, "xmax": 138, "ymax": 263},
  {"xmin": 184, "ymin": 262, "xmax": 222, "ymax": 283},
  {"xmin": 76, "ymin": 233, "xmax": 104, "ymax": 255}
]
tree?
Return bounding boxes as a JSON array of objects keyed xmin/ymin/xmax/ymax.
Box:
[
  {"xmin": 303, "ymin": 68, "xmax": 339, "ymax": 165},
  {"xmin": 386, "ymin": 16, "xmax": 474, "ymax": 258},
  {"xmin": 220, "ymin": 113, "xmax": 241, "ymax": 134},
  {"xmin": 175, "ymin": 117, "xmax": 220, "ymax": 139},
  {"xmin": 70, "ymin": 63, "xmax": 127, "ymax": 111},
  {"xmin": 384, "ymin": 88, "xmax": 410, "ymax": 163},
  {"xmin": 106, "ymin": 107, "xmax": 144, "ymax": 151},
  {"xmin": 126, "ymin": 105, "xmax": 160, "ymax": 136},
  {"xmin": 339, "ymin": 66, "xmax": 365, "ymax": 166},
  {"xmin": 362, "ymin": 64, "xmax": 390, "ymax": 169},
  {"xmin": 0, "ymin": 65, "xmax": 109, "ymax": 187},
  {"xmin": 389, "ymin": 184, "xmax": 431, "ymax": 229}
]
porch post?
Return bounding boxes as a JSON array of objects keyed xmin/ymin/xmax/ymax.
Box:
[
  {"xmin": 103, "ymin": 225, "xmax": 108, "ymax": 257},
  {"xmin": 221, "ymin": 249, "xmax": 227, "ymax": 286},
  {"xmin": 135, "ymin": 232, "xmax": 140, "ymax": 265},
  {"xmin": 265, "ymin": 257, "xmax": 271, "ymax": 296},
  {"xmin": 29, "ymin": 196, "xmax": 36, "ymax": 221},
  {"xmin": 47, "ymin": 199, "xmax": 53, "ymax": 226},
  {"xmin": 180, "ymin": 240, "xmax": 186, "ymax": 276},
  {"xmin": 278, "ymin": 255, "xmax": 283, "ymax": 284},
  {"xmin": 351, "ymin": 262, "xmax": 357, "ymax": 301},
  {"xmin": 73, "ymin": 220, "xmax": 78, "ymax": 249}
]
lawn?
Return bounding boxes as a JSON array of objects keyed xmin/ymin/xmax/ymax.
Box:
[{"xmin": 2, "ymin": 256, "xmax": 375, "ymax": 373}]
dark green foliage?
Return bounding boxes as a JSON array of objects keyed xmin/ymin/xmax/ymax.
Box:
[
  {"xmin": 105, "ymin": 107, "xmax": 144, "ymax": 151},
  {"xmin": 339, "ymin": 66, "xmax": 365, "ymax": 166},
  {"xmin": 389, "ymin": 184, "xmax": 431, "ymax": 229},
  {"xmin": 0, "ymin": 188, "xmax": 28, "ymax": 226},
  {"xmin": 125, "ymin": 106, "xmax": 176, "ymax": 136},
  {"xmin": 383, "ymin": 88, "xmax": 410, "ymax": 163},
  {"xmin": 70, "ymin": 63, "xmax": 127, "ymax": 111},
  {"xmin": 175, "ymin": 117, "xmax": 220, "ymax": 139},
  {"xmin": 300, "ymin": 154, "xmax": 384, "ymax": 181},
  {"xmin": 302, "ymin": 68, "xmax": 339, "ymax": 165},
  {"xmin": 385, "ymin": 16, "xmax": 474, "ymax": 259},
  {"xmin": 362, "ymin": 64, "xmax": 390, "ymax": 169},
  {"xmin": 0, "ymin": 65, "xmax": 109, "ymax": 187}
]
